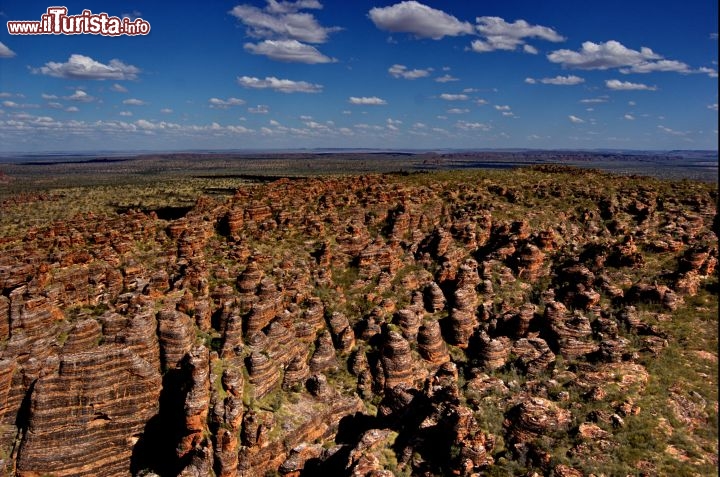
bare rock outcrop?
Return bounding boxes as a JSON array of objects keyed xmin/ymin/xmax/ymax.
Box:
[
  {"xmin": 448, "ymin": 282, "xmax": 478, "ymax": 348},
  {"xmin": 177, "ymin": 346, "xmax": 211, "ymax": 459},
  {"xmin": 157, "ymin": 308, "xmax": 195, "ymax": 370},
  {"xmin": 504, "ymin": 396, "xmax": 572, "ymax": 445},
  {"xmin": 423, "ymin": 281, "xmax": 446, "ymax": 313},
  {"xmin": 247, "ymin": 351, "xmax": 280, "ymax": 400},
  {"xmin": 545, "ymin": 301, "xmax": 598, "ymax": 360},
  {"xmin": 381, "ymin": 331, "xmax": 415, "ymax": 390},
  {"xmin": 417, "ymin": 319, "xmax": 450, "ymax": 366},
  {"xmin": 16, "ymin": 346, "xmax": 161, "ymax": 477},
  {"xmin": 511, "ymin": 337, "xmax": 556, "ymax": 376},
  {"xmin": 309, "ymin": 331, "xmax": 338, "ymax": 373}
]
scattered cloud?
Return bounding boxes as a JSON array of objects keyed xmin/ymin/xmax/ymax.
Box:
[
  {"xmin": 2, "ymin": 100, "xmax": 38, "ymax": 109},
  {"xmin": 710, "ymin": 33, "xmax": 718, "ymax": 40},
  {"xmin": 494, "ymin": 105, "xmax": 511, "ymax": 111},
  {"xmin": 439, "ymin": 93, "xmax": 468, "ymax": 101},
  {"xmin": 388, "ymin": 64, "xmax": 432, "ymax": 79},
  {"xmin": 624, "ymin": 114, "xmax": 635, "ymax": 120},
  {"xmin": 446, "ymin": 108, "xmax": 469, "ymax": 114},
  {"xmin": 0, "ymin": 41, "xmax": 16, "ymax": 58},
  {"xmin": 208, "ymin": 97, "xmax": 246, "ymax": 108},
  {"xmin": 41, "ymin": 94, "xmax": 58, "ymax": 100},
  {"xmin": 65, "ymin": 106, "xmax": 79, "ymax": 112},
  {"xmin": 526, "ymin": 75, "xmax": 585, "ymax": 85},
  {"xmin": 621, "ymin": 59, "xmax": 693, "ymax": 74},
  {"xmin": 230, "ymin": 1, "xmax": 338, "ymax": 64},
  {"xmin": 368, "ymin": 1, "xmax": 474, "ymax": 40},
  {"xmin": 230, "ymin": 1, "xmax": 339, "ymax": 43},
  {"xmin": 266, "ymin": 1, "xmax": 323, "ymax": 14},
  {"xmin": 455, "ymin": 120, "xmax": 490, "ymax": 131},
  {"xmin": 248, "ymin": 104, "xmax": 270, "ymax": 114},
  {"xmin": 123, "ymin": 98, "xmax": 146, "ymax": 106},
  {"xmin": 386, "ymin": 118, "xmax": 402, "ymax": 130},
  {"xmin": 698, "ymin": 67, "xmax": 718, "ymax": 78},
  {"xmin": 66, "ymin": 90, "xmax": 95, "ymax": 102},
  {"xmin": 471, "ymin": 16, "xmax": 565, "ymax": 53},
  {"xmin": 605, "ymin": 79, "xmax": 657, "ymax": 91},
  {"xmin": 237, "ymin": 75, "xmax": 323, "ymax": 93},
  {"xmin": 348, "ymin": 96, "xmax": 387, "ymax": 105},
  {"xmin": 548, "ymin": 40, "xmax": 695, "ymax": 74},
  {"xmin": 110, "ymin": 83, "xmax": 128, "ymax": 93},
  {"xmin": 435, "ymin": 74, "xmax": 459, "ymax": 83},
  {"xmin": 708, "ymin": 103, "xmax": 718, "ymax": 111},
  {"xmin": 119, "ymin": 111, "xmax": 132, "ymax": 117},
  {"xmin": 244, "ymin": 39, "xmax": 335, "ymax": 63},
  {"xmin": 657, "ymin": 125, "xmax": 685, "ymax": 136},
  {"xmin": 32, "ymin": 54, "xmax": 140, "ymax": 80},
  {"xmin": 579, "ymin": 97, "xmax": 608, "ymax": 104},
  {"xmin": 160, "ymin": 108, "xmax": 173, "ymax": 114},
  {"xmin": 569, "ymin": 115, "xmax": 585, "ymax": 123}
]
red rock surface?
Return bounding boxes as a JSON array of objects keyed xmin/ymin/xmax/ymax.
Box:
[{"xmin": 0, "ymin": 170, "xmax": 714, "ymax": 476}]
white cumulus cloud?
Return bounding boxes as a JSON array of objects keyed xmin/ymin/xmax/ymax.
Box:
[
  {"xmin": 0, "ymin": 41, "xmax": 16, "ymax": 58},
  {"xmin": 456, "ymin": 120, "xmax": 490, "ymax": 131},
  {"xmin": 237, "ymin": 75, "xmax": 323, "ymax": 93},
  {"xmin": 229, "ymin": 1, "xmax": 339, "ymax": 43},
  {"xmin": 32, "ymin": 54, "xmax": 140, "ymax": 80},
  {"xmin": 472, "ymin": 16, "xmax": 564, "ymax": 53},
  {"xmin": 368, "ymin": 1, "xmax": 473, "ymax": 40},
  {"xmin": 657, "ymin": 125, "xmax": 685, "ymax": 136},
  {"xmin": 439, "ymin": 93, "xmax": 468, "ymax": 101},
  {"xmin": 435, "ymin": 74, "xmax": 459, "ymax": 83},
  {"xmin": 230, "ymin": 1, "xmax": 338, "ymax": 64},
  {"xmin": 123, "ymin": 98, "xmax": 146, "ymax": 106},
  {"xmin": 388, "ymin": 64, "xmax": 432, "ymax": 79},
  {"xmin": 605, "ymin": 79, "xmax": 657, "ymax": 91},
  {"xmin": 348, "ymin": 96, "xmax": 387, "ymax": 105},
  {"xmin": 66, "ymin": 90, "xmax": 95, "ymax": 102},
  {"xmin": 209, "ymin": 97, "xmax": 246, "ymax": 108},
  {"xmin": 548, "ymin": 40, "xmax": 694, "ymax": 75},
  {"xmin": 244, "ymin": 39, "xmax": 335, "ymax": 63},
  {"xmin": 527, "ymin": 75, "xmax": 585, "ymax": 85},
  {"xmin": 569, "ymin": 115, "xmax": 585, "ymax": 123},
  {"xmin": 579, "ymin": 97, "xmax": 608, "ymax": 104},
  {"xmin": 248, "ymin": 104, "xmax": 270, "ymax": 114},
  {"xmin": 266, "ymin": 0, "xmax": 322, "ymax": 14}
]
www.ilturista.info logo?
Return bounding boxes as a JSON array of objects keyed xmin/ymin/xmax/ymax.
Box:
[{"xmin": 7, "ymin": 7, "xmax": 150, "ymax": 36}]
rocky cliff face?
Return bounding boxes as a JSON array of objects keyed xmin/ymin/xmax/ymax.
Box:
[{"xmin": 0, "ymin": 168, "xmax": 716, "ymax": 476}]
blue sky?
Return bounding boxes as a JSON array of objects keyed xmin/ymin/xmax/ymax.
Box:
[{"xmin": 0, "ymin": 0, "xmax": 717, "ymax": 152}]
